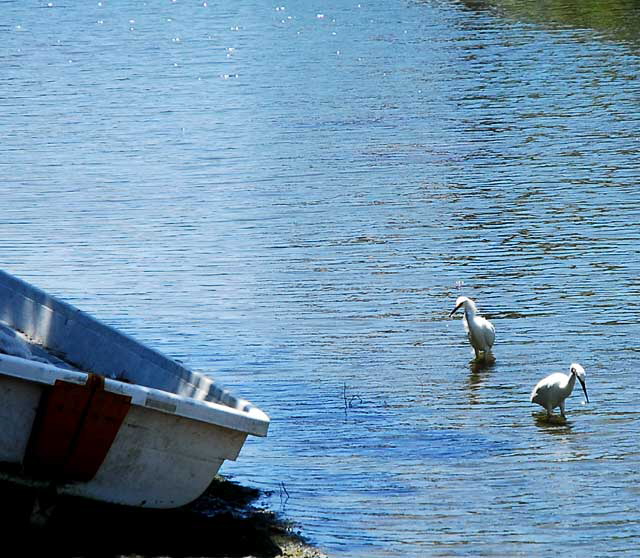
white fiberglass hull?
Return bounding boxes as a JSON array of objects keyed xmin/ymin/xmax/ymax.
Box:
[{"xmin": 0, "ymin": 270, "xmax": 269, "ymax": 509}]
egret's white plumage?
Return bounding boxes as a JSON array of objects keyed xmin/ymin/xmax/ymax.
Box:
[
  {"xmin": 530, "ymin": 363, "xmax": 589, "ymax": 419},
  {"xmin": 449, "ymin": 296, "xmax": 495, "ymax": 360}
]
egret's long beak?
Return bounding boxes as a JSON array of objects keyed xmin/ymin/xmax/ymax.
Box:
[
  {"xmin": 449, "ymin": 302, "xmax": 464, "ymax": 318},
  {"xmin": 578, "ymin": 377, "xmax": 589, "ymax": 403}
]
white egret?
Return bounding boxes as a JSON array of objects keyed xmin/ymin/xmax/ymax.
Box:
[
  {"xmin": 530, "ymin": 362, "xmax": 589, "ymax": 419},
  {"xmin": 449, "ymin": 296, "xmax": 495, "ymax": 360}
]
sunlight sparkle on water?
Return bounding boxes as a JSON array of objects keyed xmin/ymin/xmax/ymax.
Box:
[{"xmin": 3, "ymin": 1, "xmax": 640, "ymax": 556}]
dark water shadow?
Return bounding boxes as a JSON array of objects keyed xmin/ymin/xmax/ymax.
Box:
[
  {"xmin": 454, "ymin": 0, "xmax": 640, "ymax": 44},
  {"xmin": 0, "ymin": 476, "xmax": 322, "ymax": 558}
]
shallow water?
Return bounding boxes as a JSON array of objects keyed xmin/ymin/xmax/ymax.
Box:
[{"xmin": 2, "ymin": 0, "xmax": 640, "ymax": 555}]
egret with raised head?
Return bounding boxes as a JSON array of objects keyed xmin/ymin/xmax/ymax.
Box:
[
  {"xmin": 449, "ymin": 296, "xmax": 495, "ymax": 361},
  {"xmin": 530, "ymin": 363, "xmax": 589, "ymax": 419}
]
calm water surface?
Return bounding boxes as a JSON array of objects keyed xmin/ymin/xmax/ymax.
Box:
[{"xmin": 2, "ymin": 0, "xmax": 640, "ymax": 555}]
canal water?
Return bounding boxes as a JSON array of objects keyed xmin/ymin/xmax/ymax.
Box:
[{"xmin": 2, "ymin": 0, "xmax": 640, "ymax": 555}]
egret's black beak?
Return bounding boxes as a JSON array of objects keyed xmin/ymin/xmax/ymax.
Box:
[
  {"xmin": 578, "ymin": 377, "xmax": 589, "ymax": 403},
  {"xmin": 449, "ymin": 302, "xmax": 463, "ymax": 318}
]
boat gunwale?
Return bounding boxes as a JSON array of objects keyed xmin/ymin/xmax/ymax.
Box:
[
  {"xmin": 0, "ymin": 270, "xmax": 269, "ymax": 437},
  {"xmin": 0, "ymin": 351, "xmax": 269, "ymax": 437}
]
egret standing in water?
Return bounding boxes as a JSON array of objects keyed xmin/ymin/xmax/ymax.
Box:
[
  {"xmin": 530, "ymin": 363, "xmax": 589, "ymax": 419},
  {"xmin": 449, "ymin": 296, "xmax": 495, "ymax": 361}
]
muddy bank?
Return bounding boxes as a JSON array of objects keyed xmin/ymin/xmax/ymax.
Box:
[{"xmin": 0, "ymin": 476, "xmax": 326, "ymax": 558}]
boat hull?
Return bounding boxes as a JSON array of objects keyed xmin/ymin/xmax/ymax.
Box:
[{"xmin": 0, "ymin": 271, "xmax": 269, "ymax": 509}]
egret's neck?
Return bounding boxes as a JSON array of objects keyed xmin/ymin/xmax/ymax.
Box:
[
  {"xmin": 464, "ymin": 304, "xmax": 477, "ymax": 319},
  {"xmin": 566, "ymin": 372, "xmax": 577, "ymax": 394}
]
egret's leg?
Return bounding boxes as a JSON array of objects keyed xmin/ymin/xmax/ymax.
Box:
[{"xmin": 559, "ymin": 401, "xmax": 566, "ymax": 418}]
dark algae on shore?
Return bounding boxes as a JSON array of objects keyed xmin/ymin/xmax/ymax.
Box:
[{"xmin": 0, "ymin": 476, "xmax": 325, "ymax": 558}]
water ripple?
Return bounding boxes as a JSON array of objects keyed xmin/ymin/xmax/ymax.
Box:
[{"xmin": 1, "ymin": 0, "xmax": 640, "ymax": 556}]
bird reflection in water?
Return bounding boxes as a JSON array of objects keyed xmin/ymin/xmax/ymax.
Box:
[
  {"xmin": 466, "ymin": 357, "xmax": 495, "ymax": 404},
  {"xmin": 533, "ymin": 412, "xmax": 574, "ymax": 429}
]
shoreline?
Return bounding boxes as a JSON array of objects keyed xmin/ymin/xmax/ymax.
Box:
[{"xmin": 0, "ymin": 476, "xmax": 327, "ymax": 558}]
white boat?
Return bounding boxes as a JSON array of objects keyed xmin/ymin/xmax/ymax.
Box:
[{"xmin": 0, "ymin": 270, "xmax": 269, "ymax": 510}]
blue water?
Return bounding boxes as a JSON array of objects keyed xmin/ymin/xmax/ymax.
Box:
[{"xmin": 2, "ymin": 0, "xmax": 640, "ymax": 555}]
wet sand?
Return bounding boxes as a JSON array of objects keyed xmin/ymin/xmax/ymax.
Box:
[{"xmin": 0, "ymin": 476, "xmax": 326, "ymax": 558}]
